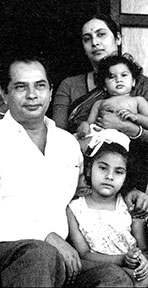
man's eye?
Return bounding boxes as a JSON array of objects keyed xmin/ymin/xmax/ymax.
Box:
[
  {"xmin": 36, "ymin": 83, "xmax": 46, "ymax": 90},
  {"xmin": 15, "ymin": 85, "xmax": 26, "ymax": 91}
]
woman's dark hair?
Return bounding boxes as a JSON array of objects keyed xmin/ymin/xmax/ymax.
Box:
[
  {"xmin": 84, "ymin": 142, "xmax": 134, "ymax": 196},
  {"xmin": 80, "ymin": 12, "xmax": 120, "ymax": 39},
  {"xmin": 96, "ymin": 53, "xmax": 143, "ymax": 89}
]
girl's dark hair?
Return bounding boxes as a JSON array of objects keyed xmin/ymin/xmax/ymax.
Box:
[
  {"xmin": 84, "ymin": 142, "xmax": 134, "ymax": 196},
  {"xmin": 80, "ymin": 12, "xmax": 120, "ymax": 39},
  {"xmin": 96, "ymin": 53, "xmax": 143, "ymax": 89}
]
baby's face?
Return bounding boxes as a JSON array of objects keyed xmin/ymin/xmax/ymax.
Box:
[{"xmin": 104, "ymin": 63, "xmax": 135, "ymax": 97}]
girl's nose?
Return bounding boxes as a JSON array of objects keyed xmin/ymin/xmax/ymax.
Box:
[{"xmin": 106, "ymin": 172, "xmax": 113, "ymax": 180}]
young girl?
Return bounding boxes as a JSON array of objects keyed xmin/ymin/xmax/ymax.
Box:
[
  {"xmin": 67, "ymin": 129, "xmax": 148, "ymax": 287},
  {"xmin": 76, "ymin": 53, "xmax": 148, "ymax": 139}
]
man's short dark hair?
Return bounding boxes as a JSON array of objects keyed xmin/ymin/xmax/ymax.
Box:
[{"xmin": 0, "ymin": 52, "xmax": 53, "ymax": 94}]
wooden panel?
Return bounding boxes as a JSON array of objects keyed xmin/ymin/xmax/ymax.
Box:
[
  {"xmin": 122, "ymin": 27, "xmax": 148, "ymax": 76},
  {"xmin": 121, "ymin": 0, "xmax": 148, "ymax": 14}
]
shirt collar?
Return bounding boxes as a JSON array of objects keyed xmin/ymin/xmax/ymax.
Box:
[{"xmin": 3, "ymin": 110, "xmax": 56, "ymax": 132}]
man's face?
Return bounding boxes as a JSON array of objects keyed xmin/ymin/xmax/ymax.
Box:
[{"xmin": 6, "ymin": 60, "xmax": 52, "ymax": 125}]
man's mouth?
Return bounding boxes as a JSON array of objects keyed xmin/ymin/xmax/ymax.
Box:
[{"xmin": 24, "ymin": 104, "xmax": 41, "ymax": 111}]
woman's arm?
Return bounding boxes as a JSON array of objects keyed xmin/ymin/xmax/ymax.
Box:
[
  {"xmin": 52, "ymin": 80, "xmax": 71, "ymax": 130},
  {"xmin": 66, "ymin": 206, "xmax": 124, "ymax": 266},
  {"xmin": 131, "ymin": 218, "xmax": 148, "ymax": 252},
  {"xmin": 87, "ymin": 100, "xmax": 102, "ymax": 124}
]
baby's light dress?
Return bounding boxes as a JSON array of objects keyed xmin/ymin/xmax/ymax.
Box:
[{"xmin": 69, "ymin": 193, "xmax": 136, "ymax": 255}]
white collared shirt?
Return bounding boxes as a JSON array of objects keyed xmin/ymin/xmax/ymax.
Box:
[{"xmin": 0, "ymin": 111, "xmax": 83, "ymax": 241}]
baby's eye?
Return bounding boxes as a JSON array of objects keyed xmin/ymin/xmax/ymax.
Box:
[
  {"xmin": 108, "ymin": 74, "xmax": 115, "ymax": 79},
  {"xmin": 122, "ymin": 73, "xmax": 128, "ymax": 77}
]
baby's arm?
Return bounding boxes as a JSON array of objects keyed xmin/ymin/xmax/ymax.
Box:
[{"xmin": 117, "ymin": 97, "xmax": 148, "ymax": 130}]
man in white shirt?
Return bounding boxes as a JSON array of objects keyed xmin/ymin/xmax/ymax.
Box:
[{"xmin": 0, "ymin": 54, "xmax": 147, "ymax": 287}]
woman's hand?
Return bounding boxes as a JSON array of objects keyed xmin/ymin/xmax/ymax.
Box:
[
  {"xmin": 45, "ymin": 232, "xmax": 82, "ymax": 285},
  {"xmin": 96, "ymin": 110, "xmax": 139, "ymax": 137},
  {"xmin": 125, "ymin": 188, "xmax": 148, "ymax": 218}
]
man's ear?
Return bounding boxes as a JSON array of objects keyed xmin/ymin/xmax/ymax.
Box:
[
  {"xmin": 116, "ymin": 32, "xmax": 122, "ymax": 46},
  {"xmin": 0, "ymin": 87, "xmax": 8, "ymax": 105}
]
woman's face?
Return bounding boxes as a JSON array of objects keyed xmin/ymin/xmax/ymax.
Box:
[{"xmin": 82, "ymin": 19, "xmax": 121, "ymax": 67}]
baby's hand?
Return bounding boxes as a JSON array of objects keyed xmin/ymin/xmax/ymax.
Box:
[
  {"xmin": 133, "ymin": 253, "xmax": 148, "ymax": 281},
  {"xmin": 124, "ymin": 247, "xmax": 141, "ymax": 269},
  {"xmin": 117, "ymin": 108, "xmax": 138, "ymax": 122}
]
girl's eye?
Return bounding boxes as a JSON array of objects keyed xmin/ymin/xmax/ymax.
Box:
[
  {"xmin": 99, "ymin": 165, "xmax": 107, "ymax": 170},
  {"xmin": 116, "ymin": 170, "xmax": 126, "ymax": 175}
]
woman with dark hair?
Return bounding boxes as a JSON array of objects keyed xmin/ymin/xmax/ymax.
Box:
[{"xmin": 52, "ymin": 12, "xmax": 148, "ymax": 134}]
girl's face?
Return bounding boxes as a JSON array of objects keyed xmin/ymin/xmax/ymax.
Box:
[
  {"xmin": 91, "ymin": 152, "xmax": 126, "ymax": 198},
  {"xmin": 82, "ymin": 19, "xmax": 121, "ymax": 67},
  {"xmin": 104, "ymin": 63, "xmax": 135, "ymax": 96}
]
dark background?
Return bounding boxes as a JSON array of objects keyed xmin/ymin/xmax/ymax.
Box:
[{"xmin": 0, "ymin": 0, "xmax": 110, "ymax": 114}]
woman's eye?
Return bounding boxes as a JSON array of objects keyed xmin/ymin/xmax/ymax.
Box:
[
  {"xmin": 82, "ymin": 36, "xmax": 90, "ymax": 43},
  {"xmin": 96, "ymin": 32, "xmax": 106, "ymax": 38}
]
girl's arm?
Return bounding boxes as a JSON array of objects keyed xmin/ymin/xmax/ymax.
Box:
[{"xmin": 66, "ymin": 205, "xmax": 124, "ymax": 266}]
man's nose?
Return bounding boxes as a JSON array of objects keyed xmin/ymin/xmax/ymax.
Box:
[{"xmin": 26, "ymin": 87, "xmax": 37, "ymax": 99}]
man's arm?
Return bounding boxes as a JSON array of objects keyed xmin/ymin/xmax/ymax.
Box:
[
  {"xmin": 125, "ymin": 188, "xmax": 148, "ymax": 219},
  {"xmin": 45, "ymin": 232, "xmax": 82, "ymax": 284}
]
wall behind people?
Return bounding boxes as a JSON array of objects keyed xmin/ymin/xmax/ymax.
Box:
[{"xmin": 0, "ymin": 0, "xmax": 110, "ymax": 117}]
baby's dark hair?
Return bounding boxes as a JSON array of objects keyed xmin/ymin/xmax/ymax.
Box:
[
  {"xmin": 84, "ymin": 142, "xmax": 134, "ymax": 196},
  {"xmin": 96, "ymin": 53, "xmax": 143, "ymax": 89}
]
